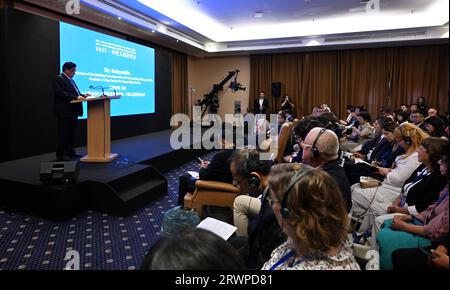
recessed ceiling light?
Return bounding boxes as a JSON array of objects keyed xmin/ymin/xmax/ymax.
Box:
[
  {"xmin": 151, "ymin": 29, "xmax": 155, "ymax": 33},
  {"xmin": 117, "ymin": 16, "xmax": 122, "ymax": 20},
  {"xmin": 254, "ymin": 11, "xmax": 263, "ymax": 18}
]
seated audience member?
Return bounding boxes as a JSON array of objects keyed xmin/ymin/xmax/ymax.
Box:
[
  {"xmin": 400, "ymin": 104, "xmax": 410, "ymax": 112},
  {"xmin": 286, "ymin": 117, "xmax": 326, "ymax": 163},
  {"xmin": 376, "ymin": 155, "xmax": 449, "ymax": 270},
  {"xmin": 351, "ymin": 123, "xmax": 427, "ymax": 231},
  {"xmin": 344, "ymin": 118, "xmax": 394, "ymax": 185},
  {"xmin": 392, "ymin": 109, "xmax": 402, "ymax": 124},
  {"xmin": 284, "ymin": 109, "xmax": 294, "ymax": 122},
  {"xmin": 392, "ymin": 240, "xmax": 449, "ymax": 270},
  {"xmin": 428, "ymin": 107, "xmax": 438, "ymax": 118},
  {"xmin": 301, "ymin": 127, "xmax": 352, "ymax": 212},
  {"xmin": 352, "ymin": 117, "xmax": 391, "ymax": 162},
  {"xmin": 269, "ymin": 110, "xmax": 287, "ymax": 135},
  {"xmin": 311, "ymin": 107, "xmax": 321, "ymax": 117},
  {"xmin": 341, "ymin": 112, "xmax": 375, "ymax": 151},
  {"xmin": 396, "ymin": 110, "xmax": 410, "ymax": 124},
  {"xmin": 380, "ymin": 107, "xmax": 394, "ymax": 121},
  {"xmin": 409, "ymin": 110, "xmax": 428, "ymax": 132},
  {"xmin": 339, "ymin": 105, "xmax": 354, "ymax": 125},
  {"xmin": 416, "ymin": 97, "xmax": 428, "ymax": 115},
  {"xmin": 262, "ymin": 163, "xmax": 360, "ymax": 270},
  {"xmin": 141, "ymin": 228, "xmax": 245, "ymax": 270},
  {"xmin": 410, "ymin": 104, "xmax": 418, "ymax": 112},
  {"xmin": 177, "ymin": 133, "xmax": 234, "ymax": 205},
  {"xmin": 375, "ymin": 121, "xmax": 405, "ymax": 169},
  {"xmin": 424, "ymin": 116, "xmax": 447, "ymax": 139},
  {"xmin": 231, "ymin": 149, "xmax": 285, "ymax": 269},
  {"xmin": 369, "ymin": 138, "xmax": 448, "ymax": 249},
  {"xmin": 343, "ymin": 107, "xmax": 360, "ymax": 133},
  {"xmin": 316, "ymin": 111, "xmax": 344, "ymax": 139}
]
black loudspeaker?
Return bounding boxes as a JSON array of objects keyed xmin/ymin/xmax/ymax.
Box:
[
  {"xmin": 272, "ymin": 82, "xmax": 281, "ymax": 98},
  {"xmin": 40, "ymin": 161, "xmax": 80, "ymax": 185}
]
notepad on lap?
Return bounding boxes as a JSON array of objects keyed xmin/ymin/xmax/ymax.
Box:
[
  {"xmin": 196, "ymin": 217, "xmax": 237, "ymax": 240},
  {"xmin": 354, "ymin": 157, "xmax": 376, "ymax": 167}
]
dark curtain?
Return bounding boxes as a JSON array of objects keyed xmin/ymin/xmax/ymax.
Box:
[
  {"xmin": 249, "ymin": 44, "xmax": 449, "ymax": 119},
  {"xmin": 390, "ymin": 45, "xmax": 449, "ymax": 111},
  {"xmin": 339, "ymin": 48, "xmax": 392, "ymax": 118},
  {"xmin": 171, "ymin": 51, "xmax": 188, "ymax": 117},
  {"xmin": 301, "ymin": 51, "xmax": 339, "ymax": 117},
  {"xmin": 249, "ymin": 54, "xmax": 273, "ymax": 115}
]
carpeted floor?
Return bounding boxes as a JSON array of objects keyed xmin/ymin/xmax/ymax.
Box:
[{"xmin": 0, "ymin": 152, "xmax": 217, "ymax": 270}]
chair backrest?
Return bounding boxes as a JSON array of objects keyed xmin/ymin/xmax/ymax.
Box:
[
  {"xmin": 275, "ymin": 122, "xmax": 293, "ymax": 163},
  {"xmin": 291, "ymin": 118, "xmax": 299, "ymax": 131}
]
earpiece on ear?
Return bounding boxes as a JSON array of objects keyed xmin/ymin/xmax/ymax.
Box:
[{"xmin": 248, "ymin": 173, "xmax": 261, "ymax": 189}]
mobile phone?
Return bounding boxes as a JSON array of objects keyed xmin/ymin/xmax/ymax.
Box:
[
  {"xmin": 196, "ymin": 157, "xmax": 203, "ymax": 164},
  {"xmin": 419, "ymin": 247, "xmax": 434, "ymax": 257}
]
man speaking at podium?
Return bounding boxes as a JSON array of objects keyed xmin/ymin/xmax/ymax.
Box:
[{"xmin": 53, "ymin": 62, "xmax": 90, "ymax": 161}]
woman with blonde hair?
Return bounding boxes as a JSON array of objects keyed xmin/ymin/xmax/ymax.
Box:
[
  {"xmin": 351, "ymin": 123, "xmax": 429, "ymax": 232},
  {"xmin": 262, "ymin": 163, "xmax": 360, "ymax": 270}
]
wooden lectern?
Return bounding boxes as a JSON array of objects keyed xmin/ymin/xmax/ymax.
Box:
[{"xmin": 71, "ymin": 95, "xmax": 120, "ymax": 163}]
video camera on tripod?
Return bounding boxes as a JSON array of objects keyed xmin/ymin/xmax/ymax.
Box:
[{"xmin": 198, "ymin": 69, "xmax": 246, "ymax": 119}]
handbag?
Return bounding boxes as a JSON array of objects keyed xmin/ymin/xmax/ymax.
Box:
[{"xmin": 360, "ymin": 176, "xmax": 382, "ymax": 188}]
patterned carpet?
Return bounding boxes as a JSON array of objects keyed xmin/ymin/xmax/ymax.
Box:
[{"xmin": 0, "ymin": 152, "xmax": 216, "ymax": 270}]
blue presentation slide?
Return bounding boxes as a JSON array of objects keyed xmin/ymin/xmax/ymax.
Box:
[{"xmin": 60, "ymin": 22, "xmax": 155, "ymax": 118}]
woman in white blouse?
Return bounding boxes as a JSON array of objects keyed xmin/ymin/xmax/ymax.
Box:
[
  {"xmin": 262, "ymin": 163, "xmax": 360, "ymax": 270},
  {"xmin": 351, "ymin": 123, "xmax": 429, "ymax": 231}
]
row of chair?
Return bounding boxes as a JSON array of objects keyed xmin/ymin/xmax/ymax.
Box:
[{"xmin": 183, "ymin": 120, "xmax": 296, "ymax": 217}]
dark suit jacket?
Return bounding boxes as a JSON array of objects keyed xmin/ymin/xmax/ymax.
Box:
[
  {"xmin": 54, "ymin": 74, "xmax": 83, "ymax": 118},
  {"xmin": 254, "ymin": 98, "xmax": 269, "ymax": 114},
  {"xmin": 321, "ymin": 159, "xmax": 352, "ymax": 212},
  {"xmin": 247, "ymin": 188, "xmax": 285, "ymax": 269},
  {"xmin": 404, "ymin": 165, "xmax": 447, "ymax": 213},
  {"xmin": 378, "ymin": 145, "xmax": 405, "ymax": 168},
  {"xmin": 199, "ymin": 149, "xmax": 234, "ymax": 184},
  {"xmin": 359, "ymin": 135, "xmax": 392, "ymax": 163}
]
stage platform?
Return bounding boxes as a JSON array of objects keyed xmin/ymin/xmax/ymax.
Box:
[{"xmin": 0, "ymin": 130, "xmax": 207, "ymax": 220}]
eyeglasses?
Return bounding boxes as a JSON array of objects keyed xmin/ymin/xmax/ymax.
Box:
[
  {"xmin": 300, "ymin": 141, "xmax": 312, "ymax": 149},
  {"xmin": 232, "ymin": 178, "xmax": 242, "ymax": 188}
]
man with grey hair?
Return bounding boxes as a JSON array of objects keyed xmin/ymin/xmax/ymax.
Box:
[{"xmin": 301, "ymin": 127, "xmax": 352, "ymax": 212}]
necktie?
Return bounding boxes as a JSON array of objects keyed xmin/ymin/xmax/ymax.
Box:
[{"xmin": 69, "ymin": 78, "xmax": 81, "ymax": 95}]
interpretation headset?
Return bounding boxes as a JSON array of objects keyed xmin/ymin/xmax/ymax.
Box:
[
  {"xmin": 280, "ymin": 165, "xmax": 314, "ymax": 219},
  {"xmin": 399, "ymin": 126, "xmax": 412, "ymax": 146},
  {"xmin": 311, "ymin": 128, "xmax": 327, "ymax": 158},
  {"xmin": 244, "ymin": 150, "xmax": 261, "ymax": 189},
  {"xmin": 244, "ymin": 149, "xmax": 275, "ymax": 189}
]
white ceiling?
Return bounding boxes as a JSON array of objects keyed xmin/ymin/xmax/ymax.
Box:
[
  {"xmin": 131, "ymin": 0, "xmax": 448, "ymax": 41},
  {"xmin": 25, "ymin": 0, "xmax": 450, "ymax": 54}
]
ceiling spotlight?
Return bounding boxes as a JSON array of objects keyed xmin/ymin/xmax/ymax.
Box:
[
  {"xmin": 151, "ymin": 29, "xmax": 155, "ymax": 33},
  {"xmin": 117, "ymin": 16, "xmax": 122, "ymax": 20},
  {"xmin": 254, "ymin": 11, "xmax": 263, "ymax": 18}
]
